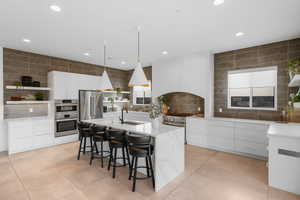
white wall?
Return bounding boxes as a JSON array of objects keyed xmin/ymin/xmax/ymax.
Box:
[
  {"xmin": 152, "ymin": 52, "xmax": 214, "ymax": 118},
  {"xmin": 0, "ymin": 47, "xmax": 7, "ymax": 152}
]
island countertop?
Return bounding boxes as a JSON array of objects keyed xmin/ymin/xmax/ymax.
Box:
[
  {"xmin": 83, "ymin": 119, "xmax": 184, "ymax": 137},
  {"xmin": 268, "ymin": 123, "xmax": 300, "ymax": 139}
]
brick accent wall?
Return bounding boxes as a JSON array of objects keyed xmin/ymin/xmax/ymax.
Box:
[
  {"xmin": 214, "ymin": 38, "xmax": 300, "ymax": 121},
  {"xmin": 3, "ymin": 48, "xmax": 130, "ymax": 102}
]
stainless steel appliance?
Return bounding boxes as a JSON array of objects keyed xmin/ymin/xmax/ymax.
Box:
[
  {"xmin": 55, "ymin": 100, "xmax": 78, "ymax": 137},
  {"xmin": 79, "ymin": 90, "xmax": 103, "ymax": 121}
]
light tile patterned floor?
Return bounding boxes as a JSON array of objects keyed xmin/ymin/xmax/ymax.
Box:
[{"xmin": 0, "ymin": 143, "xmax": 299, "ymax": 200}]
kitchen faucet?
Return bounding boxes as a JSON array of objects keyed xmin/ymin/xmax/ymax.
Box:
[{"xmin": 119, "ymin": 106, "xmax": 128, "ymax": 124}]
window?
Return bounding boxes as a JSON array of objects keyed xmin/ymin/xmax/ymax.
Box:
[
  {"xmin": 133, "ymin": 81, "xmax": 151, "ymax": 105},
  {"xmin": 228, "ymin": 67, "xmax": 277, "ymax": 110}
]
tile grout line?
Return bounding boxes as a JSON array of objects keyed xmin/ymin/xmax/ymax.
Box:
[
  {"xmin": 162, "ymin": 150, "xmax": 219, "ymax": 200},
  {"xmin": 8, "ymin": 157, "xmax": 32, "ymax": 200}
]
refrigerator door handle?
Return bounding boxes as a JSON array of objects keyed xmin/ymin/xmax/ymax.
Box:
[{"xmin": 90, "ymin": 96, "xmax": 93, "ymax": 117}]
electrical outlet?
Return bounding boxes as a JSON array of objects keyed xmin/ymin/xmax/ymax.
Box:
[
  {"xmin": 219, "ymin": 108, "xmax": 223, "ymax": 113},
  {"xmin": 29, "ymin": 108, "xmax": 33, "ymax": 113}
]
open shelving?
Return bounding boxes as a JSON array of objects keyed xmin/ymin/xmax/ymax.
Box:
[
  {"xmin": 6, "ymin": 85, "xmax": 51, "ymax": 91},
  {"xmin": 6, "ymin": 101, "xmax": 51, "ymax": 105}
]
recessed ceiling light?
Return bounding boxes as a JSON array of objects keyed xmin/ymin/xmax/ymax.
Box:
[
  {"xmin": 213, "ymin": 0, "xmax": 224, "ymax": 6},
  {"xmin": 235, "ymin": 32, "xmax": 245, "ymax": 37},
  {"xmin": 162, "ymin": 51, "xmax": 168, "ymax": 55},
  {"xmin": 121, "ymin": 61, "xmax": 126, "ymax": 65},
  {"xmin": 22, "ymin": 38, "xmax": 31, "ymax": 43},
  {"xmin": 50, "ymin": 4, "xmax": 61, "ymax": 12},
  {"xmin": 84, "ymin": 53, "xmax": 90, "ymax": 56}
]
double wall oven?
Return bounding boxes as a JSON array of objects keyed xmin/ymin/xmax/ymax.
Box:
[{"xmin": 55, "ymin": 100, "xmax": 78, "ymax": 137}]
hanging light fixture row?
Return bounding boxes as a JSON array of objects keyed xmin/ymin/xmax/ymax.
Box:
[
  {"xmin": 128, "ymin": 26, "xmax": 149, "ymax": 87},
  {"xmin": 99, "ymin": 41, "xmax": 113, "ymax": 91}
]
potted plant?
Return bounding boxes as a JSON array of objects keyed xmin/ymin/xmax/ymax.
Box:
[
  {"xmin": 108, "ymin": 97, "xmax": 115, "ymax": 111},
  {"xmin": 115, "ymin": 88, "xmax": 122, "ymax": 101},
  {"xmin": 158, "ymin": 95, "xmax": 168, "ymax": 114},
  {"xmin": 288, "ymin": 59, "xmax": 300, "ymax": 80},
  {"xmin": 149, "ymin": 103, "xmax": 161, "ymax": 129},
  {"xmin": 35, "ymin": 92, "xmax": 44, "ymax": 101},
  {"xmin": 293, "ymin": 92, "xmax": 300, "ymax": 109}
]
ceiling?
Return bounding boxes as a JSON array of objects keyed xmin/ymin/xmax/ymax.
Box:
[{"xmin": 0, "ymin": 0, "xmax": 299, "ymax": 70}]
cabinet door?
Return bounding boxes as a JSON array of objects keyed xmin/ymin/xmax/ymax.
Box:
[{"xmin": 52, "ymin": 72, "xmax": 68, "ymax": 99}]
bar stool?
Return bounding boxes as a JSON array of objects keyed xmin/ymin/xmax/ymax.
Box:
[
  {"xmin": 107, "ymin": 129, "xmax": 131, "ymax": 178},
  {"xmin": 77, "ymin": 122, "xmax": 92, "ymax": 160},
  {"xmin": 127, "ymin": 133, "xmax": 155, "ymax": 192},
  {"xmin": 89, "ymin": 125, "xmax": 110, "ymax": 167}
]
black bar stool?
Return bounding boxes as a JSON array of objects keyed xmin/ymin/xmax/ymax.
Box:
[
  {"xmin": 89, "ymin": 125, "xmax": 110, "ymax": 167},
  {"xmin": 107, "ymin": 129, "xmax": 131, "ymax": 178},
  {"xmin": 127, "ymin": 133, "xmax": 155, "ymax": 192},
  {"xmin": 77, "ymin": 122, "xmax": 92, "ymax": 160}
]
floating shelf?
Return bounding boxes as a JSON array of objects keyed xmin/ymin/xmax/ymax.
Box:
[
  {"xmin": 101, "ymin": 91, "xmax": 130, "ymax": 94},
  {"xmin": 6, "ymin": 85, "xmax": 51, "ymax": 91},
  {"xmin": 6, "ymin": 101, "xmax": 50, "ymax": 105},
  {"xmin": 103, "ymin": 100, "xmax": 129, "ymax": 103},
  {"xmin": 288, "ymin": 74, "xmax": 300, "ymax": 87}
]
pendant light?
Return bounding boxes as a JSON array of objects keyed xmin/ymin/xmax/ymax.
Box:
[
  {"xmin": 128, "ymin": 26, "xmax": 149, "ymax": 87},
  {"xmin": 100, "ymin": 41, "xmax": 113, "ymax": 91}
]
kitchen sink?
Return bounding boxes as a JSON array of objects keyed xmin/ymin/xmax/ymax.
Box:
[{"xmin": 122, "ymin": 121, "xmax": 144, "ymax": 125}]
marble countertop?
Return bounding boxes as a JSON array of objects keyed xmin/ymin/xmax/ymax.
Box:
[
  {"xmin": 187, "ymin": 116, "xmax": 275, "ymax": 125},
  {"xmin": 5, "ymin": 116, "xmax": 51, "ymax": 122},
  {"xmin": 83, "ymin": 119, "xmax": 184, "ymax": 138},
  {"xmin": 268, "ymin": 123, "xmax": 300, "ymax": 139}
]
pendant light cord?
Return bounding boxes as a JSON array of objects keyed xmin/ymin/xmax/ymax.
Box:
[
  {"xmin": 104, "ymin": 41, "xmax": 107, "ymax": 71},
  {"xmin": 137, "ymin": 26, "xmax": 141, "ymax": 63}
]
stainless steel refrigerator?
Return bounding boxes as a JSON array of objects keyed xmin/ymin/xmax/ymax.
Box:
[{"xmin": 79, "ymin": 90, "xmax": 103, "ymax": 121}]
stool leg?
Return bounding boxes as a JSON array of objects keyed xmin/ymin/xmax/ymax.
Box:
[
  {"xmin": 100, "ymin": 140, "xmax": 104, "ymax": 168},
  {"xmin": 132, "ymin": 157, "xmax": 138, "ymax": 192},
  {"xmin": 83, "ymin": 136, "xmax": 86, "ymax": 154},
  {"xmin": 148, "ymin": 156, "xmax": 155, "ymax": 190},
  {"xmin": 122, "ymin": 147, "xmax": 126, "ymax": 166},
  {"xmin": 112, "ymin": 148, "xmax": 117, "ymax": 178},
  {"xmin": 145, "ymin": 156, "xmax": 150, "ymax": 177},
  {"xmin": 95, "ymin": 140, "xmax": 99, "ymax": 154},
  {"xmin": 89, "ymin": 136, "xmax": 93, "ymax": 152},
  {"xmin": 128, "ymin": 155, "xmax": 135, "ymax": 180},
  {"xmin": 108, "ymin": 147, "xmax": 112, "ymax": 171},
  {"xmin": 77, "ymin": 136, "xmax": 83, "ymax": 160},
  {"xmin": 89, "ymin": 139, "xmax": 94, "ymax": 165},
  {"xmin": 126, "ymin": 146, "xmax": 131, "ymax": 167}
]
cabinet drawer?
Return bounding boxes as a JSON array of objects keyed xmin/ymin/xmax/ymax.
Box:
[
  {"xmin": 235, "ymin": 127, "xmax": 268, "ymax": 144},
  {"xmin": 235, "ymin": 139, "xmax": 268, "ymax": 157},
  {"xmin": 9, "ymin": 138, "xmax": 33, "ymax": 154},
  {"xmin": 33, "ymin": 135, "xmax": 53, "ymax": 148},
  {"xmin": 32, "ymin": 120, "xmax": 51, "ymax": 135},
  {"xmin": 8, "ymin": 122, "xmax": 33, "ymax": 138},
  {"xmin": 207, "ymin": 126, "xmax": 234, "ymax": 139}
]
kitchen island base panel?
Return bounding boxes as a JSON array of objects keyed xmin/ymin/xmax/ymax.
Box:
[{"xmin": 154, "ymin": 127, "xmax": 185, "ymax": 192}]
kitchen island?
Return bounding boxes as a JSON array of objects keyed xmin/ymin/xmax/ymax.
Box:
[{"xmin": 84, "ymin": 119, "xmax": 185, "ymax": 192}]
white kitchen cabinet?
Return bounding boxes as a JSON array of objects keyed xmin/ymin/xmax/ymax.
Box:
[
  {"xmin": 48, "ymin": 71, "xmax": 102, "ymax": 100},
  {"xmin": 268, "ymin": 124, "xmax": 300, "ymax": 195},
  {"xmin": 186, "ymin": 117, "xmax": 269, "ymax": 159},
  {"xmin": 7, "ymin": 117, "xmax": 53, "ymax": 154}
]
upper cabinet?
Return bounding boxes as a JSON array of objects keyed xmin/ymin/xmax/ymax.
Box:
[{"xmin": 48, "ymin": 71, "xmax": 102, "ymax": 100}]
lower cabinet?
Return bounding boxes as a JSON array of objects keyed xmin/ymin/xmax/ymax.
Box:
[
  {"xmin": 186, "ymin": 117, "xmax": 269, "ymax": 159},
  {"xmin": 7, "ymin": 118, "xmax": 54, "ymax": 154}
]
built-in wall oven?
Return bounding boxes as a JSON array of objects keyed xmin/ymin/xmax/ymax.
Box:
[{"xmin": 55, "ymin": 100, "xmax": 78, "ymax": 137}]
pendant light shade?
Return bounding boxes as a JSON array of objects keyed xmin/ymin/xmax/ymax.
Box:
[
  {"xmin": 128, "ymin": 62, "xmax": 149, "ymax": 87},
  {"xmin": 101, "ymin": 70, "xmax": 113, "ymax": 91},
  {"xmin": 100, "ymin": 41, "xmax": 113, "ymax": 91},
  {"xmin": 128, "ymin": 26, "xmax": 149, "ymax": 87}
]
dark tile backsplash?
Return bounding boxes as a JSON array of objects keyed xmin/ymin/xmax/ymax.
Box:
[{"xmin": 214, "ymin": 38, "xmax": 300, "ymax": 121}]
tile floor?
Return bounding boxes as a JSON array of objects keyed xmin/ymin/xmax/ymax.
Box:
[{"xmin": 0, "ymin": 143, "xmax": 299, "ymax": 200}]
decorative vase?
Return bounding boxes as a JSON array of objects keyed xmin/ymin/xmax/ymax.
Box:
[{"xmin": 152, "ymin": 118, "xmax": 160, "ymax": 129}]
